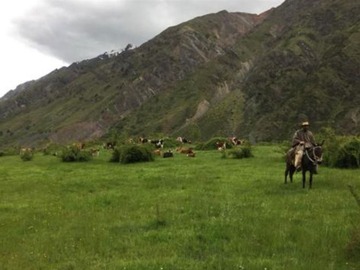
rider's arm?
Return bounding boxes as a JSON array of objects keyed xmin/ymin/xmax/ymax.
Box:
[{"xmin": 292, "ymin": 131, "xmax": 303, "ymax": 147}]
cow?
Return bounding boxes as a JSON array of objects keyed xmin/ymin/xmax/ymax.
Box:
[
  {"xmin": 229, "ymin": 136, "xmax": 244, "ymax": 146},
  {"xmin": 139, "ymin": 137, "xmax": 164, "ymax": 148},
  {"xmin": 163, "ymin": 150, "xmax": 174, "ymax": 158},
  {"xmin": 150, "ymin": 139, "xmax": 164, "ymax": 149},
  {"xmin": 153, "ymin": 149, "xmax": 162, "ymax": 156},
  {"xmin": 176, "ymin": 136, "xmax": 192, "ymax": 144},
  {"xmin": 139, "ymin": 137, "xmax": 148, "ymax": 144},
  {"xmin": 176, "ymin": 147, "xmax": 193, "ymax": 154},
  {"xmin": 216, "ymin": 141, "xmax": 226, "ymax": 151}
]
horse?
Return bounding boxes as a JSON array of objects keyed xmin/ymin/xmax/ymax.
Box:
[{"xmin": 285, "ymin": 141, "xmax": 324, "ymax": 188}]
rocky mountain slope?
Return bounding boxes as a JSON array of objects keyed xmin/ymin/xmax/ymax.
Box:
[{"xmin": 0, "ymin": 0, "xmax": 359, "ymax": 147}]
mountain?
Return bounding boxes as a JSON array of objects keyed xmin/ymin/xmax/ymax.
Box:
[
  {"xmin": 0, "ymin": 0, "xmax": 359, "ymax": 147},
  {"xmin": 238, "ymin": 0, "xmax": 360, "ymax": 141}
]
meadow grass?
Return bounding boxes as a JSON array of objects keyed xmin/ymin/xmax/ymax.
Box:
[{"xmin": 0, "ymin": 145, "xmax": 359, "ymax": 269}]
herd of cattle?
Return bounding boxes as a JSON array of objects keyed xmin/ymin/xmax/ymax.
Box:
[
  {"xmin": 19, "ymin": 136, "xmax": 245, "ymax": 159},
  {"xmin": 102, "ymin": 136, "xmax": 244, "ymax": 158}
]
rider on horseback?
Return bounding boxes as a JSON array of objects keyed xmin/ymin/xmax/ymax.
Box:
[{"xmin": 290, "ymin": 121, "xmax": 317, "ymax": 172}]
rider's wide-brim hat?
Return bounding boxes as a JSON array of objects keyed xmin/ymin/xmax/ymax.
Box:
[{"xmin": 301, "ymin": 121, "xmax": 310, "ymax": 126}]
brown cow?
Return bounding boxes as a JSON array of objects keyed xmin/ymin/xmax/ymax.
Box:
[
  {"xmin": 176, "ymin": 147, "xmax": 193, "ymax": 154},
  {"xmin": 216, "ymin": 141, "xmax": 226, "ymax": 151},
  {"xmin": 229, "ymin": 136, "xmax": 244, "ymax": 146}
]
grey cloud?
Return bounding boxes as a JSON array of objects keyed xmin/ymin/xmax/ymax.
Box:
[{"xmin": 12, "ymin": 0, "xmax": 284, "ymax": 63}]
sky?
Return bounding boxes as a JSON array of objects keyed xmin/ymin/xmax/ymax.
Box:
[{"xmin": 0, "ymin": 0, "xmax": 285, "ymax": 98}]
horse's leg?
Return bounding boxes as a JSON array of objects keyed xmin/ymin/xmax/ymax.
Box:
[
  {"xmin": 302, "ymin": 170, "xmax": 306, "ymax": 188},
  {"xmin": 290, "ymin": 166, "xmax": 294, "ymax": 183},
  {"xmin": 285, "ymin": 164, "xmax": 292, "ymax": 184},
  {"xmin": 309, "ymin": 172, "xmax": 313, "ymax": 189}
]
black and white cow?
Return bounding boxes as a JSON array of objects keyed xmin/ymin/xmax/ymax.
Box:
[
  {"xmin": 139, "ymin": 137, "xmax": 164, "ymax": 148},
  {"xmin": 150, "ymin": 139, "xmax": 164, "ymax": 149}
]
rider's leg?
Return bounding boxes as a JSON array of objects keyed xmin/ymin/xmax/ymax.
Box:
[{"xmin": 294, "ymin": 145, "xmax": 303, "ymax": 171}]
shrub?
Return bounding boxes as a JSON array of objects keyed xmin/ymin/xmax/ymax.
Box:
[
  {"xmin": 61, "ymin": 146, "xmax": 92, "ymax": 162},
  {"xmin": 163, "ymin": 137, "xmax": 181, "ymax": 148},
  {"xmin": 317, "ymin": 128, "xmax": 360, "ymax": 168},
  {"xmin": 1, "ymin": 147, "xmax": 21, "ymax": 156},
  {"xmin": 228, "ymin": 143, "xmax": 253, "ymax": 159},
  {"xmin": 20, "ymin": 149, "xmax": 34, "ymax": 161},
  {"xmin": 43, "ymin": 143, "xmax": 66, "ymax": 156},
  {"xmin": 335, "ymin": 138, "xmax": 360, "ymax": 168},
  {"xmin": 110, "ymin": 145, "xmax": 154, "ymax": 164}
]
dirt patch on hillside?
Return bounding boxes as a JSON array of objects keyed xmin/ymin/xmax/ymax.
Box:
[{"xmin": 49, "ymin": 121, "xmax": 105, "ymax": 144}]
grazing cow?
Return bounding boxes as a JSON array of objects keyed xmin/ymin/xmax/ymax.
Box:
[
  {"xmin": 153, "ymin": 149, "xmax": 162, "ymax": 156},
  {"xmin": 163, "ymin": 150, "xmax": 174, "ymax": 158},
  {"xmin": 176, "ymin": 136, "xmax": 192, "ymax": 144},
  {"xmin": 216, "ymin": 141, "xmax": 226, "ymax": 151},
  {"xmin": 229, "ymin": 136, "xmax": 243, "ymax": 146},
  {"xmin": 139, "ymin": 137, "xmax": 148, "ymax": 143},
  {"xmin": 176, "ymin": 147, "xmax": 193, "ymax": 154},
  {"xmin": 150, "ymin": 139, "xmax": 164, "ymax": 149},
  {"xmin": 139, "ymin": 137, "xmax": 164, "ymax": 148}
]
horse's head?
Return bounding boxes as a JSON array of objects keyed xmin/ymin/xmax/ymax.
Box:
[{"xmin": 313, "ymin": 141, "xmax": 324, "ymax": 164}]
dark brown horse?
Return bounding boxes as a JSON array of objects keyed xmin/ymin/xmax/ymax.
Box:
[{"xmin": 285, "ymin": 141, "xmax": 324, "ymax": 188}]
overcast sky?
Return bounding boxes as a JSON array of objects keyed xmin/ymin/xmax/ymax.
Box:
[{"xmin": 0, "ymin": 0, "xmax": 285, "ymax": 98}]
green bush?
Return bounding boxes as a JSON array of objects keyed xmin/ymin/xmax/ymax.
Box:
[
  {"xmin": 61, "ymin": 146, "xmax": 92, "ymax": 162},
  {"xmin": 20, "ymin": 149, "xmax": 34, "ymax": 161},
  {"xmin": 162, "ymin": 137, "xmax": 181, "ymax": 148},
  {"xmin": 317, "ymin": 127, "xmax": 342, "ymax": 167},
  {"xmin": 317, "ymin": 127, "xmax": 359, "ymax": 168},
  {"xmin": 335, "ymin": 138, "xmax": 360, "ymax": 168},
  {"xmin": 43, "ymin": 143, "xmax": 66, "ymax": 156},
  {"xmin": 0, "ymin": 146, "xmax": 21, "ymax": 156},
  {"xmin": 228, "ymin": 143, "xmax": 253, "ymax": 159},
  {"xmin": 110, "ymin": 145, "xmax": 154, "ymax": 164}
]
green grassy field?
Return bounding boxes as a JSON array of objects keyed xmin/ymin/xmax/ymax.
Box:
[{"xmin": 0, "ymin": 145, "xmax": 359, "ymax": 269}]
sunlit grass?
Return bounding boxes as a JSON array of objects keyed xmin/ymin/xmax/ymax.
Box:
[{"xmin": 0, "ymin": 146, "xmax": 359, "ymax": 269}]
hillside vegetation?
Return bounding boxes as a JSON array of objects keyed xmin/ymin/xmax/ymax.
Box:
[{"xmin": 0, "ymin": 0, "xmax": 359, "ymax": 147}]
